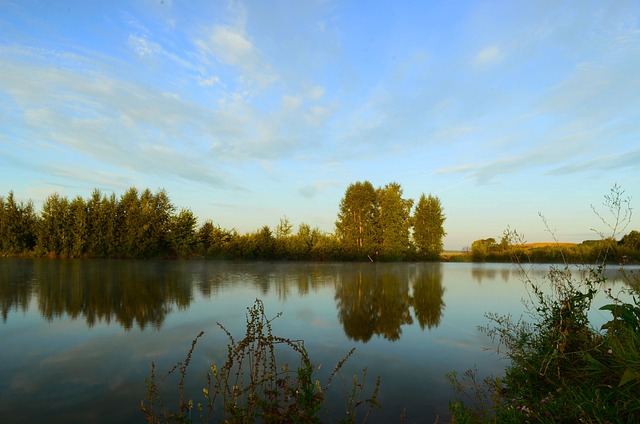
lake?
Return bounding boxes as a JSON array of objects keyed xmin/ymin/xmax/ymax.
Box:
[{"xmin": 0, "ymin": 259, "xmax": 634, "ymax": 423}]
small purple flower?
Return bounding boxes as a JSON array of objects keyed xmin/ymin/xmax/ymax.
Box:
[{"xmin": 541, "ymin": 397, "xmax": 549, "ymax": 404}]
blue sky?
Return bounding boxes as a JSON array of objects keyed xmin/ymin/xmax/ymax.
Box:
[{"xmin": 1, "ymin": 0, "xmax": 639, "ymax": 250}]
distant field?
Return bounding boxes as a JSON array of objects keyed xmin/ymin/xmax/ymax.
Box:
[
  {"xmin": 443, "ymin": 250, "xmax": 467, "ymax": 255},
  {"xmin": 520, "ymin": 242, "xmax": 578, "ymax": 248}
]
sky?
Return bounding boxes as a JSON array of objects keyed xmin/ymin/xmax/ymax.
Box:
[{"xmin": 1, "ymin": 0, "xmax": 639, "ymax": 250}]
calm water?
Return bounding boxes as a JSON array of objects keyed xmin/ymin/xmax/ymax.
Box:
[{"xmin": 0, "ymin": 259, "xmax": 634, "ymax": 423}]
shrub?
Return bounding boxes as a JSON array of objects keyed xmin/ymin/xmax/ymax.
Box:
[{"xmin": 448, "ymin": 185, "xmax": 640, "ymax": 422}]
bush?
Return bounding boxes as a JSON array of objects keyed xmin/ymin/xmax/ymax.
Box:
[{"xmin": 448, "ymin": 185, "xmax": 640, "ymax": 422}]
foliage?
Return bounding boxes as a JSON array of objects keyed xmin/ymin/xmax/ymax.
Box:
[
  {"xmin": 470, "ymin": 238, "xmax": 498, "ymax": 261},
  {"xmin": 334, "ymin": 181, "xmax": 445, "ymax": 261},
  {"xmin": 465, "ymin": 232, "xmax": 640, "ymax": 264},
  {"xmin": 168, "ymin": 209, "xmax": 198, "ymax": 258},
  {"xmin": 449, "ymin": 185, "xmax": 640, "ymax": 422},
  {"xmin": 0, "ymin": 181, "xmax": 448, "ymax": 261},
  {"xmin": 335, "ymin": 181, "xmax": 379, "ymax": 259},
  {"xmin": 376, "ymin": 182, "xmax": 413, "ymax": 259},
  {"xmin": 412, "ymin": 193, "xmax": 446, "ymax": 260},
  {"xmin": 0, "ymin": 191, "xmax": 37, "ymax": 255},
  {"xmin": 141, "ymin": 299, "xmax": 381, "ymax": 423},
  {"xmin": 448, "ymin": 265, "xmax": 640, "ymax": 423}
]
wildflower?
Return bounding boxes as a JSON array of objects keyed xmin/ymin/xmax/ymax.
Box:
[
  {"xmin": 541, "ymin": 397, "xmax": 549, "ymax": 404},
  {"xmin": 607, "ymin": 349, "xmax": 612, "ymax": 354}
]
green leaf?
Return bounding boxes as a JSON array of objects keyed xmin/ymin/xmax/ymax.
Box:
[
  {"xmin": 618, "ymin": 367, "xmax": 640, "ymax": 387},
  {"xmin": 599, "ymin": 304, "xmax": 617, "ymax": 312}
]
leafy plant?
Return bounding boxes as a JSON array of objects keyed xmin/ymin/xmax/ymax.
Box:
[{"xmin": 448, "ymin": 185, "xmax": 640, "ymax": 422}]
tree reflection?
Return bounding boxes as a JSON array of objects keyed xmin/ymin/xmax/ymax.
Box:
[
  {"xmin": 0, "ymin": 260, "xmax": 194, "ymax": 329},
  {"xmin": 36, "ymin": 260, "xmax": 194, "ymax": 330},
  {"xmin": 335, "ymin": 263, "xmax": 443, "ymax": 342},
  {"xmin": 1, "ymin": 260, "xmax": 446, "ymax": 337},
  {"xmin": 0, "ymin": 258, "xmax": 35, "ymax": 322},
  {"xmin": 411, "ymin": 264, "xmax": 445, "ymax": 330}
]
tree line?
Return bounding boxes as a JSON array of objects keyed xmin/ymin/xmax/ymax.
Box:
[
  {"xmin": 468, "ymin": 231, "xmax": 640, "ymax": 264},
  {"xmin": 0, "ymin": 181, "xmax": 446, "ymax": 260}
]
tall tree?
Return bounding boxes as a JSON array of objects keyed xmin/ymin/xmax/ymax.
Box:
[
  {"xmin": 68, "ymin": 196, "xmax": 88, "ymax": 257},
  {"xmin": 0, "ymin": 191, "xmax": 37, "ymax": 254},
  {"xmin": 37, "ymin": 193, "xmax": 71, "ymax": 256},
  {"xmin": 335, "ymin": 181, "xmax": 378, "ymax": 257},
  {"xmin": 117, "ymin": 188, "xmax": 174, "ymax": 257},
  {"xmin": 86, "ymin": 189, "xmax": 118, "ymax": 257},
  {"xmin": 117, "ymin": 187, "xmax": 142, "ymax": 257},
  {"xmin": 412, "ymin": 194, "xmax": 446, "ymax": 260},
  {"xmin": 377, "ymin": 182, "xmax": 413, "ymax": 259},
  {"xmin": 168, "ymin": 208, "xmax": 197, "ymax": 257}
]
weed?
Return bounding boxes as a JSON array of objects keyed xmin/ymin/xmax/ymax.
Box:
[
  {"xmin": 141, "ymin": 299, "xmax": 381, "ymax": 423},
  {"xmin": 448, "ymin": 185, "xmax": 640, "ymax": 423}
]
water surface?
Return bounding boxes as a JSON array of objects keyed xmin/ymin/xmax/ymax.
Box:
[{"xmin": 0, "ymin": 259, "xmax": 634, "ymax": 423}]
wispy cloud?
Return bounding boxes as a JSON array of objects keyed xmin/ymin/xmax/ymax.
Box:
[
  {"xmin": 298, "ymin": 180, "xmax": 340, "ymax": 199},
  {"xmin": 548, "ymin": 148, "xmax": 640, "ymax": 176},
  {"xmin": 194, "ymin": 19, "xmax": 278, "ymax": 89},
  {"xmin": 473, "ymin": 45, "xmax": 502, "ymax": 67}
]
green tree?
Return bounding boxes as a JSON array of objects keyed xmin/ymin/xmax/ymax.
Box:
[
  {"xmin": 377, "ymin": 182, "xmax": 413, "ymax": 259},
  {"xmin": 117, "ymin": 188, "xmax": 174, "ymax": 258},
  {"xmin": 335, "ymin": 181, "xmax": 379, "ymax": 258},
  {"xmin": 275, "ymin": 215, "xmax": 293, "ymax": 239},
  {"xmin": 86, "ymin": 190, "xmax": 118, "ymax": 257},
  {"xmin": 117, "ymin": 187, "xmax": 142, "ymax": 257},
  {"xmin": 412, "ymin": 194, "xmax": 446, "ymax": 260},
  {"xmin": 196, "ymin": 221, "xmax": 237, "ymax": 258},
  {"xmin": 196, "ymin": 220, "xmax": 216, "ymax": 255},
  {"xmin": 470, "ymin": 237, "xmax": 497, "ymax": 261},
  {"xmin": 139, "ymin": 188, "xmax": 174, "ymax": 256},
  {"xmin": 619, "ymin": 230, "xmax": 640, "ymax": 251},
  {"xmin": 37, "ymin": 193, "xmax": 71, "ymax": 256},
  {"xmin": 0, "ymin": 191, "xmax": 37, "ymax": 254},
  {"xmin": 68, "ymin": 196, "xmax": 88, "ymax": 257},
  {"xmin": 168, "ymin": 208, "xmax": 197, "ymax": 257}
]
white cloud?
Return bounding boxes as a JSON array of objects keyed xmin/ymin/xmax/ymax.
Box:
[
  {"xmin": 308, "ymin": 85, "xmax": 325, "ymax": 100},
  {"xmin": 209, "ymin": 25, "xmax": 253, "ymax": 64},
  {"xmin": 195, "ymin": 24, "xmax": 277, "ymax": 88},
  {"xmin": 474, "ymin": 45, "xmax": 502, "ymax": 67},
  {"xmin": 282, "ymin": 95, "xmax": 303, "ymax": 110},
  {"xmin": 128, "ymin": 34, "xmax": 159, "ymax": 57},
  {"xmin": 198, "ymin": 75, "xmax": 220, "ymax": 87}
]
